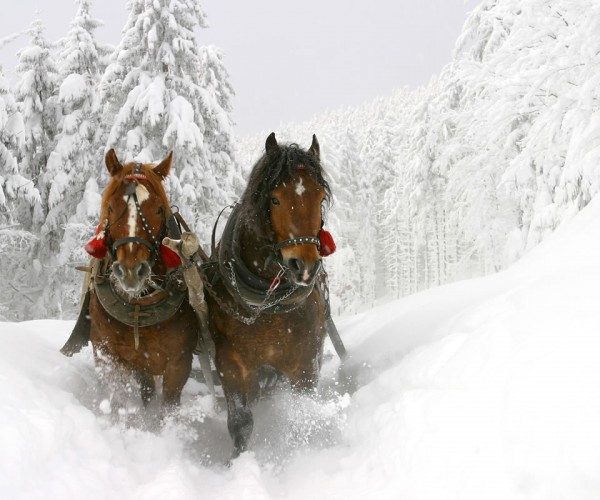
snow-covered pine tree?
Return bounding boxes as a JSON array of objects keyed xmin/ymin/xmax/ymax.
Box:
[
  {"xmin": 446, "ymin": 0, "xmax": 600, "ymax": 268},
  {"xmin": 0, "ymin": 70, "xmax": 36, "ymax": 224},
  {"xmin": 372, "ymin": 90, "xmax": 415, "ymax": 298},
  {"xmin": 198, "ymin": 44, "xmax": 245, "ymax": 197},
  {"xmin": 322, "ymin": 125, "xmax": 363, "ymax": 314},
  {"xmin": 0, "ymin": 67, "xmax": 41, "ymax": 320},
  {"xmin": 102, "ymin": 0, "xmax": 242, "ymax": 243},
  {"xmin": 500, "ymin": 0, "xmax": 600, "ymax": 253},
  {"xmin": 15, "ymin": 16, "xmax": 60, "ymax": 234},
  {"xmin": 229, "ymin": 0, "xmax": 600, "ymax": 317},
  {"xmin": 11, "ymin": 16, "xmax": 61, "ymax": 318},
  {"xmin": 366, "ymin": 102, "xmax": 399, "ymax": 300},
  {"xmin": 39, "ymin": 0, "xmax": 108, "ymax": 317},
  {"xmin": 349, "ymin": 124, "xmax": 377, "ymax": 307}
]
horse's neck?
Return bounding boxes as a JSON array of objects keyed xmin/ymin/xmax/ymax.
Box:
[{"xmin": 236, "ymin": 223, "xmax": 277, "ymax": 280}]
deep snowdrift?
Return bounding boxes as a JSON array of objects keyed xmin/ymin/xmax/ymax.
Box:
[{"xmin": 2, "ymin": 197, "xmax": 600, "ymax": 499}]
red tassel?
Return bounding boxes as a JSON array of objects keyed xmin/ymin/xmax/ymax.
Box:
[
  {"xmin": 159, "ymin": 244, "xmax": 182, "ymax": 268},
  {"xmin": 84, "ymin": 225, "xmax": 108, "ymax": 259},
  {"xmin": 319, "ymin": 229, "xmax": 336, "ymax": 257}
]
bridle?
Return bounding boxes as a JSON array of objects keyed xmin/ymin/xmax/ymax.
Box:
[
  {"xmin": 270, "ymin": 164, "xmax": 323, "ymax": 261},
  {"xmin": 210, "ymin": 201, "xmax": 322, "ymax": 269},
  {"xmin": 105, "ymin": 163, "xmax": 167, "ymax": 265},
  {"xmin": 203, "ymin": 203, "xmax": 321, "ymax": 325},
  {"xmin": 203, "ymin": 173, "xmax": 324, "ymax": 324},
  {"xmin": 274, "ymin": 235, "xmax": 320, "ymax": 254},
  {"xmin": 88, "ymin": 162, "xmax": 186, "ymax": 350}
]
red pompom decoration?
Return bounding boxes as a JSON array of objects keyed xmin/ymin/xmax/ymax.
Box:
[
  {"xmin": 318, "ymin": 229, "xmax": 336, "ymax": 257},
  {"xmin": 159, "ymin": 244, "xmax": 182, "ymax": 268},
  {"xmin": 84, "ymin": 225, "xmax": 109, "ymax": 259}
]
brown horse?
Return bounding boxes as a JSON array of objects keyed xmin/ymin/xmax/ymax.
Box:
[
  {"xmin": 86, "ymin": 150, "xmax": 198, "ymax": 416},
  {"xmin": 203, "ymin": 133, "xmax": 334, "ymax": 458}
]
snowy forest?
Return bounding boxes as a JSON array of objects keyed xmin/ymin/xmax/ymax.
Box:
[{"xmin": 1, "ymin": 0, "xmax": 599, "ymax": 320}]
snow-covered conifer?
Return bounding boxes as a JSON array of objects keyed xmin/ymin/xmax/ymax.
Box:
[
  {"xmin": 102, "ymin": 0, "xmax": 242, "ymax": 242},
  {"xmin": 39, "ymin": 0, "xmax": 108, "ymax": 317},
  {"xmin": 14, "ymin": 16, "xmax": 60, "ymax": 233},
  {"xmin": 0, "ymin": 64, "xmax": 42, "ymax": 320},
  {"xmin": 0, "ymin": 70, "xmax": 39, "ymax": 224}
]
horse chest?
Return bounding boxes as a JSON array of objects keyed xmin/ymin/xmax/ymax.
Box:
[
  {"xmin": 89, "ymin": 294, "xmax": 195, "ymax": 372},
  {"xmin": 212, "ymin": 295, "xmax": 326, "ymax": 368}
]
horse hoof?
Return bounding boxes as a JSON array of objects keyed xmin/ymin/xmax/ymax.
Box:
[{"xmin": 225, "ymin": 446, "xmax": 246, "ymax": 467}]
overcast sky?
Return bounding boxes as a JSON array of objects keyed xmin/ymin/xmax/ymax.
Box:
[{"xmin": 0, "ymin": 0, "xmax": 473, "ymax": 136}]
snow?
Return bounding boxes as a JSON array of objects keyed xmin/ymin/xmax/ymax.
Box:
[
  {"xmin": 2, "ymin": 182, "xmax": 600, "ymax": 499},
  {"xmin": 59, "ymin": 74, "xmax": 87, "ymax": 103},
  {"xmin": 294, "ymin": 178, "xmax": 305, "ymax": 197},
  {"xmin": 164, "ymin": 96, "xmax": 203, "ymax": 150}
]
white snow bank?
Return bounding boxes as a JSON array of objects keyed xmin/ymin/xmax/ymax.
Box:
[{"xmin": 2, "ymin": 198, "xmax": 600, "ymax": 499}]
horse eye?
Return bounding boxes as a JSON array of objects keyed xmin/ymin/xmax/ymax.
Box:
[
  {"xmin": 108, "ymin": 206, "xmax": 114, "ymax": 214},
  {"xmin": 271, "ymin": 197, "xmax": 280, "ymax": 206}
]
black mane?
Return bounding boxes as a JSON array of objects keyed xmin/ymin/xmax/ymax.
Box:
[{"xmin": 237, "ymin": 140, "xmax": 332, "ymax": 232}]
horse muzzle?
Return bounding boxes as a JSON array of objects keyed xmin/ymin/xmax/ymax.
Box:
[
  {"xmin": 111, "ymin": 261, "xmax": 151, "ymax": 294},
  {"xmin": 283, "ymin": 255, "xmax": 321, "ymax": 286}
]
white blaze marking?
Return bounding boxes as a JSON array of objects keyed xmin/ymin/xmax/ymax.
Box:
[
  {"xmin": 124, "ymin": 184, "xmax": 150, "ymax": 250},
  {"xmin": 295, "ymin": 178, "xmax": 305, "ymax": 196}
]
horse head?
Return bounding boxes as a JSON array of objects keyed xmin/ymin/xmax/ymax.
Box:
[
  {"xmin": 101, "ymin": 149, "xmax": 173, "ymax": 296},
  {"xmin": 258, "ymin": 132, "xmax": 331, "ymax": 286}
]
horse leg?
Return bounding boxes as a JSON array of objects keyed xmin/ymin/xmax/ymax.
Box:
[
  {"xmin": 134, "ymin": 370, "xmax": 156, "ymax": 408},
  {"xmin": 289, "ymin": 356, "xmax": 321, "ymax": 393},
  {"xmin": 94, "ymin": 351, "xmax": 137, "ymax": 419},
  {"xmin": 218, "ymin": 354, "xmax": 259, "ymax": 459},
  {"xmin": 162, "ymin": 354, "xmax": 193, "ymax": 410},
  {"xmin": 226, "ymin": 392, "xmax": 253, "ymax": 459}
]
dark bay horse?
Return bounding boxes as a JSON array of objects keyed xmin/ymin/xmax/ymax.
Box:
[
  {"xmin": 86, "ymin": 150, "xmax": 198, "ymax": 415},
  {"xmin": 203, "ymin": 133, "xmax": 334, "ymax": 458}
]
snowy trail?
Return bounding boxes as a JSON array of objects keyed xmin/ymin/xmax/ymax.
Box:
[{"xmin": 3, "ymin": 198, "xmax": 600, "ymax": 499}]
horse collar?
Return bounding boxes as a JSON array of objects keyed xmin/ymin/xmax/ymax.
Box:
[{"xmin": 94, "ymin": 277, "xmax": 187, "ymax": 349}]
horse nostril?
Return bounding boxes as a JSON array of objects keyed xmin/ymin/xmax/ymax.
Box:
[
  {"xmin": 288, "ymin": 257, "xmax": 305, "ymax": 274},
  {"xmin": 135, "ymin": 262, "xmax": 151, "ymax": 280},
  {"xmin": 112, "ymin": 262, "xmax": 125, "ymax": 278}
]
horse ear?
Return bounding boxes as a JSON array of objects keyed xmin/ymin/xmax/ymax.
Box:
[
  {"xmin": 154, "ymin": 151, "xmax": 173, "ymax": 179},
  {"xmin": 105, "ymin": 149, "xmax": 122, "ymax": 176},
  {"xmin": 309, "ymin": 134, "xmax": 320, "ymax": 160},
  {"xmin": 265, "ymin": 132, "xmax": 278, "ymax": 155}
]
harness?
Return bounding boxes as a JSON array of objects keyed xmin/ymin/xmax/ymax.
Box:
[
  {"xmin": 93, "ymin": 163, "xmax": 189, "ymax": 349},
  {"xmin": 106, "ymin": 163, "xmax": 166, "ymax": 264},
  {"xmin": 94, "ymin": 269, "xmax": 187, "ymax": 349},
  {"xmin": 201, "ymin": 203, "xmax": 324, "ymax": 325},
  {"xmin": 274, "ymin": 235, "xmax": 321, "ymax": 253}
]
